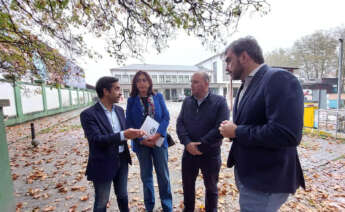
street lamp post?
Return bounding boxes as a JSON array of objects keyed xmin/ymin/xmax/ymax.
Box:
[{"xmin": 336, "ymin": 39, "xmax": 344, "ymax": 138}]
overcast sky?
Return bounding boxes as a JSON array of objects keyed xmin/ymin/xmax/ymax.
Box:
[{"xmin": 78, "ymin": 0, "xmax": 345, "ymax": 85}]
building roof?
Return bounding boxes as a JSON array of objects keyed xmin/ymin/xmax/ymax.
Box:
[{"xmin": 111, "ymin": 64, "xmax": 210, "ymax": 72}]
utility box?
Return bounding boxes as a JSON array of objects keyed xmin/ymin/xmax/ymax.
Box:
[{"xmin": 304, "ymin": 102, "xmax": 318, "ymax": 128}]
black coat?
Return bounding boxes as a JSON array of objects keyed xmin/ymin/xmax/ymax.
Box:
[{"xmin": 176, "ymin": 93, "xmax": 230, "ymax": 157}]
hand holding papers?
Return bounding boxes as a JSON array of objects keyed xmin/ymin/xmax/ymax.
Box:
[
  {"xmin": 140, "ymin": 116, "xmax": 164, "ymax": 147},
  {"xmin": 124, "ymin": 128, "xmax": 146, "ymax": 139}
]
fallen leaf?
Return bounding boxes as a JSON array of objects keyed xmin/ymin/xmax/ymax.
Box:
[{"xmin": 80, "ymin": 195, "xmax": 89, "ymax": 201}]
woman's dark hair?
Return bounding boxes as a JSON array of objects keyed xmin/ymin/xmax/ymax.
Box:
[
  {"xmin": 130, "ymin": 71, "xmax": 154, "ymax": 97},
  {"xmin": 95, "ymin": 76, "xmax": 118, "ymax": 98}
]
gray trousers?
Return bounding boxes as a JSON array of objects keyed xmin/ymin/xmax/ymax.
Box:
[{"xmin": 235, "ymin": 169, "xmax": 289, "ymax": 212}]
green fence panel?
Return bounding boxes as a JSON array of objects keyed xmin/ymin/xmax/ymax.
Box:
[
  {"xmin": 0, "ymin": 99, "xmax": 15, "ymax": 212},
  {"xmin": 0, "ymin": 79, "xmax": 96, "ymax": 126},
  {"xmin": 13, "ymin": 81, "xmax": 23, "ymax": 121},
  {"xmin": 42, "ymin": 83, "xmax": 48, "ymax": 114}
]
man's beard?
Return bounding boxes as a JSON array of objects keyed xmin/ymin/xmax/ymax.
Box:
[
  {"xmin": 232, "ymin": 66, "xmax": 244, "ymax": 80},
  {"xmin": 113, "ymin": 96, "xmax": 120, "ymax": 103}
]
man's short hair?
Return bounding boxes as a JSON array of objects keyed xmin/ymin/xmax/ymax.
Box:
[
  {"xmin": 194, "ymin": 72, "xmax": 210, "ymax": 83},
  {"xmin": 95, "ymin": 76, "xmax": 119, "ymax": 98},
  {"xmin": 224, "ymin": 36, "xmax": 264, "ymax": 64}
]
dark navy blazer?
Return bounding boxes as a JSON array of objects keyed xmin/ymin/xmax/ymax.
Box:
[
  {"xmin": 80, "ymin": 102, "xmax": 131, "ymax": 181},
  {"xmin": 227, "ymin": 65, "xmax": 305, "ymax": 193},
  {"xmin": 126, "ymin": 93, "xmax": 170, "ymax": 152}
]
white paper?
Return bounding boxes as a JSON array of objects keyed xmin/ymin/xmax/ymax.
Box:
[
  {"xmin": 140, "ymin": 116, "xmax": 163, "ymax": 147},
  {"xmin": 155, "ymin": 137, "xmax": 164, "ymax": 147}
]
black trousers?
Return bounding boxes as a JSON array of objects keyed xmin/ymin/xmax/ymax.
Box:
[{"xmin": 182, "ymin": 153, "xmax": 221, "ymax": 212}]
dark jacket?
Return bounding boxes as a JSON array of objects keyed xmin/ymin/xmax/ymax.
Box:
[
  {"xmin": 227, "ymin": 65, "xmax": 305, "ymax": 193},
  {"xmin": 80, "ymin": 102, "xmax": 131, "ymax": 181},
  {"xmin": 176, "ymin": 93, "xmax": 229, "ymax": 157},
  {"xmin": 126, "ymin": 93, "xmax": 170, "ymax": 152}
]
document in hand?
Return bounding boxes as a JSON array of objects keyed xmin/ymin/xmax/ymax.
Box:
[{"xmin": 140, "ymin": 116, "xmax": 164, "ymax": 147}]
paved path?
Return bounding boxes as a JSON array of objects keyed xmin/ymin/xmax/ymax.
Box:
[{"xmin": 6, "ymin": 102, "xmax": 345, "ymax": 212}]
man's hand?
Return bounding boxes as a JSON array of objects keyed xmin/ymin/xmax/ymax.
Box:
[
  {"xmin": 219, "ymin": 121, "xmax": 237, "ymax": 138},
  {"xmin": 186, "ymin": 142, "xmax": 203, "ymax": 156},
  {"xmin": 124, "ymin": 128, "xmax": 146, "ymax": 139}
]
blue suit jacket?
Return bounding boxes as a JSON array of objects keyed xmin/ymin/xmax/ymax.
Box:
[
  {"xmin": 80, "ymin": 102, "xmax": 131, "ymax": 181},
  {"xmin": 227, "ymin": 65, "xmax": 305, "ymax": 193},
  {"xmin": 126, "ymin": 93, "xmax": 170, "ymax": 152}
]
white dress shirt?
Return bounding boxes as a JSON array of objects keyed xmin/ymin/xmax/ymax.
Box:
[
  {"xmin": 99, "ymin": 102, "xmax": 125, "ymax": 153},
  {"xmin": 237, "ymin": 64, "xmax": 265, "ymax": 106}
]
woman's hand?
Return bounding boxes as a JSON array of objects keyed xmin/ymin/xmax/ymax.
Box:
[
  {"xmin": 140, "ymin": 133, "xmax": 161, "ymax": 148},
  {"xmin": 140, "ymin": 138, "xmax": 155, "ymax": 148},
  {"xmin": 149, "ymin": 133, "xmax": 161, "ymax": 143}
]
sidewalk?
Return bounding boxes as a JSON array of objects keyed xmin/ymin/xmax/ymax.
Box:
[
  {"xmin": 5, "ymin": 107, "xmax": 87, "ymax": 144},
  {"xmin": 6, "ymin": 102, "xmax": 345, "ymax": 212}
]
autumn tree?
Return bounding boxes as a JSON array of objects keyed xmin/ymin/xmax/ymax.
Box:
[
  {"xmin": 264, "ymin": 48, "xmax": 296, "ymax": 67},
  {"xmin": 0, "ymin": 0, "xmax": 270, "ymax": 82},
  {"xmin": 291, "ymin": 30, "xmax": 338, "ymax": 80}
]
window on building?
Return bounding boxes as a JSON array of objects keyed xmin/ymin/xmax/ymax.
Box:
[
  {"xmin": 223, "ymin": 61, "xmax": 230, "ymax": 81},
  {"xmin": 184, "ymin": 88, "xmax": 191, "ymax": 96},
  {"xmin": 179, "ymin": 75, "xmax": 184, "ymax": 83},
  {"xmin": 123, "ymin": 89, "xmax": 130, "ymax": 98},
  {"xmin": 184, "ymin": 75, "xmax": 189, "ymax": 83},
  {"xmin": 130, "ymin": 75, "xmax": 134, "ymax": 83},
  {"xmin": 152, "ymin": 75, "xmax": 158, "ymax": 83},
  {"xmin": 122, "ymin": 75, "xmax": 129, "ymax": 83},
  {"xmin": 160, "ymin": 75, "xmax": 164, "ymax": 83},
  {"xmin": 172, "ymin": 75, "xmax": 177, "ymax": 83},
  {"xmin": 172, "ymin": 89, "xmax": 177, "ymax": 98},
  {"xmin": 210, "ymin": 87, "xmax": 219, "ymax": 94},
  {"xmin": 166, "ymin": 75, "xmax": 171, "ymax": 83},
  {"xmin": 114, "ymin": 74, "xmax": 121, "ymax": 81}
]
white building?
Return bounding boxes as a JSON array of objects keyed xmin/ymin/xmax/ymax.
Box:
[
  {"xmin": 110, "ymin": 55, "xmax": 241, "ymax": 104},
  {"xmin": 196, "ymin": 53, "xmax": 241, "ymax": 101}
]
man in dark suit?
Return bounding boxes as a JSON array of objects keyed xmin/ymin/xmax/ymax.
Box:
[
  {"xmin": 219, "ymin": 37, "xmax": 305, "ymax": 212},
  {"xmin": 177, "ymin": 72, "xmax": 230, "ymax": 212},
  {"xmin": 80, "ymin": 76, "xmax": 145, "ymax": 212}
]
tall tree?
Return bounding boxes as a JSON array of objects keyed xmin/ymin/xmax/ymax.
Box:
[
  {"xmin": 0, "ymin": 0, "xmax": 270, "ymax": 82},
  {"xmin": 265, "ymin": 48, "xmax": 295, "ymax": 67},
  {"xmin": 291, "ymin": 30, "xmax": 338, "ymax": 80}
]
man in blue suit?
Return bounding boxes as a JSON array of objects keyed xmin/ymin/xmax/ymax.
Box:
[
  {"xmin": 219, "ymin": 37, "xmax": 305, "ymax": 212},
  {"xmin": 80, "ymin": 77, "xmax": 145, "ymax": 212}
]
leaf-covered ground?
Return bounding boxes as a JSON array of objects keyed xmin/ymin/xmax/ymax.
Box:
[{"xmin": 6, "ymin": 102, "xmax": 345, "ymax": 212}]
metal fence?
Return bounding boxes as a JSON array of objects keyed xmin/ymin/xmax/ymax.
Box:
[
  {"xmin": 316, "ymin": 109, "xmax": 345, "ymax": 134},
  {"xmin": 0, "ymin": 79, "xmax": 96, "ymax": 126}
]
